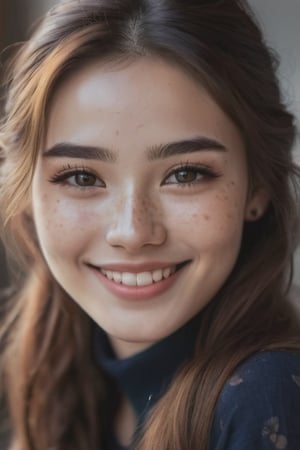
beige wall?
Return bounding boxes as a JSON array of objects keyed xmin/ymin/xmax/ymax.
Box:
[
  {"xmin": 0, "ymin": 0, "xmax": 57, "ymax": 50},
  {"xmin": 25, "ymin": 0, "xmax": 58, "ymax": 24}
]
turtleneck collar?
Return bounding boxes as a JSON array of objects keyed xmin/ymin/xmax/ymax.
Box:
[{"xmin": 93, "ymin": 313, "xmax": 201, "ymax": 421}]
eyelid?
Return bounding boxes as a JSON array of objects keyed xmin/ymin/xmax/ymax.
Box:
[
  {"xmin": 48, "ymin": 164, "xmax": 105, "ymax": 188},
  {"xmin": 162, "ymin": 162, "xmax": 221, "ymax": 186}
]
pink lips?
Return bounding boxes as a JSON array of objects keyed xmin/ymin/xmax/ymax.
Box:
[{"xmin": 87, "ymin": 263, "xmax": 184, "ymax": 301}]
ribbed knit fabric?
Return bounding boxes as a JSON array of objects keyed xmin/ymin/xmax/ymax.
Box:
[{"xmin": 93, "ymin": 313, "xmax": 201, "ymax": 449}]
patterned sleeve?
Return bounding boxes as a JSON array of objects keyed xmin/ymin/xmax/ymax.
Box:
[{"xmin": 208, "ymin": 351, "xmax": 300, "ymax": 450}]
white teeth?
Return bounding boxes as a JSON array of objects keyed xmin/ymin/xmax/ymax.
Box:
[
  {"xmin": 163, "ymin": 267, "xmax": 171, "ymax": 278},
  {"xmin": 137, "ymin": 272, "xmax": 153, "ymax": 286},
  {"xmin": 106, "ymin": 270, "xmax": 113, "ymax": 280},
  {"xmin": 112, "ymin": 271, "xmax": 122, "ymax": 284},
  {"xmin": 152, "ymin": 269, "xmax": 163, "ymax": 282},
  {"xmin": 122, "ymin": 272, "xmax": 137, "ymax": 286},
  {"xmin": 100, "ymin": 265, "xmax": 177, "ymax": 286}
]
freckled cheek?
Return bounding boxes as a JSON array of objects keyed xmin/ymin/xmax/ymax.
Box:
[
  {"xmin": 166, "ymin": 193, "xmax": 245, "ymax": 245},
  {"xmin": 34, "ymin": 200, "xmax": 97, "ymax": 257}
]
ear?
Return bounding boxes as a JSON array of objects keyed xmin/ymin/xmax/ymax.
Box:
[{"xmin": 244, "ymin": 187, "xmax": 270, "ymax": 222}]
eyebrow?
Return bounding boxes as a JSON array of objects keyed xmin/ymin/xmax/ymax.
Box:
[
  {"xmin": 43, "ymin": 136, "xmax": 226, "ymax": 162},
  {"xmin": 43, "ymin": 143, "xmax": 117, "ymax": 162},
  {"xmin": 147, "ymin": 137, "xmax": 226, "ymax": 160}
]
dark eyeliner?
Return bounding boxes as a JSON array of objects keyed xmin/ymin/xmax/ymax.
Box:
[
  {"xmin": 48, "ymin": 164, "xmax": 103, "ymax": 187},
  {"xmin": 162, "ymin": 163, "xmax": 222, "ymax": 186},
  {"xmin": 48, "ymin": 169, "xmax": 88, "ymax": 184}
]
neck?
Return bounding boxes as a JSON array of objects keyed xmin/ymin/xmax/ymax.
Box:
[{"xmin": 94, "ymin": 312, "xmax": 202, "ymax": 418}]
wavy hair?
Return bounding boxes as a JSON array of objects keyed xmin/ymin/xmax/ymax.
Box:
[{"xmin": 0, "ymin": 1, "xmax": 300, "ymax": 449}]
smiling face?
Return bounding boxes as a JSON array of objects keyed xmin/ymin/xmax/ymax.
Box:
[{"xmin": 31, "ymin": 57, "xmax": 257, "ymax": 357}]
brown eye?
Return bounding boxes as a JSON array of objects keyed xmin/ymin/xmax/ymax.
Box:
[
  {"xmin": 49, "ymin": 168, "xmax": 105, "ymax": 189},
  {"xmin": 175, "ymin": 169, "xmax": 198, "ymax": 183},
  {"xmin": 164, "ymin": 167, "xmax": 202, "ymax": 185},
  {"xmin": 163, "ymin": 164, "xmax": 220, "ymax": 187},
  {"xmin": 75, "ymin": 172, "xmax": 97, "ymax": 186}
]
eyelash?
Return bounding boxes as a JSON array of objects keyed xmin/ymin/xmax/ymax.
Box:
[
  {"xmin": 48, "ymin": 164, "xmax": 104, "ymax": 189},
  {"xmin": 163, "ymin": 162, "xmax": 221, "ymax": 187},
  {"xmin": 48, "ymin": 162, "xmax": 221, "ymax": 190}
]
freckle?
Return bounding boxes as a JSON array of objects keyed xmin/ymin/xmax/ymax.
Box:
[
  {"xmin": 115, "ymin": 130, "xmax": 119, "ymax": 136},
  {"xmin": 56, "ymin": 199, "xmax": 60, "ymax": 204},
  {"xmin": 231, "ymin": 181, "xmax": 235, "ymax": 187},
  {"xmin": 137, "ymin": 123, "xmax": 144, "ymax": 129},
  {"xmin": 203, "ymin": 214, "xmax": 210, "ymax": 221}
]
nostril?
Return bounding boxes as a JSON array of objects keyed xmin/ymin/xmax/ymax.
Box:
[{"xmin": 105, "ymin": 216, "xmax": 167, "ymax": 250}]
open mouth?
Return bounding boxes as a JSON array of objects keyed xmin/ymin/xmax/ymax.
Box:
[{"xmin": 87, "ymin": 261, "xmax": 190, "ymax": 287}]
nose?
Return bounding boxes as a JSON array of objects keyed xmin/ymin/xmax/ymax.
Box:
[{"xmin": 105, "ymin": 190, "xmax": 167, "ymax": 253}]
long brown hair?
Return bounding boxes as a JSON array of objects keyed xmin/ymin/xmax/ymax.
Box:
[{"xmin": 1, "ymin": 1, "xmax": 300, "ymax": 449}]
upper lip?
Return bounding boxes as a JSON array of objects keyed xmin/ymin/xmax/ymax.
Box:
[{"xmin": 87, "ymin": 261, "xmax": 189, "ymax": 273}]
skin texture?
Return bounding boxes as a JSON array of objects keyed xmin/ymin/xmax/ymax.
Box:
[{"xmin": 32, "ymin": 57, "xmax": 266, "ymax": 359}]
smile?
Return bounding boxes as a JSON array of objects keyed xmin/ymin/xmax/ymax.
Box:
[
  {"xmin": 100, "ymin": 266, "xmax": 177, "ymax": 286},
  {"xmin": 87, "ymin": 261, "xmax": 189, "ymax": 300}
]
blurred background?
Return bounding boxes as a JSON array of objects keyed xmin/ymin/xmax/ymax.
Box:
[{"xmin": 0, "ymin": 0, "xmax": 299, "ymax": 290}]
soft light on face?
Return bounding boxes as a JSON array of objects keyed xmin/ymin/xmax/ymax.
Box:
[{"xmin": 32, "ymin": 57, "xmax": 252, "ymax": 357}]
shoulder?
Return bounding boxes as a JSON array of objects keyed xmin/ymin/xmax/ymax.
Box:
[
  {"xmin": 209, "ymin": 350, "xmax": 300, "ymax": 450},
  {"xmin": 222, "ymin": 350, "xmax": 300, "ymax": 392}
]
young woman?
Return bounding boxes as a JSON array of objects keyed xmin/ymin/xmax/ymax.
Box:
[{"xmin": 0, "ymin": 1, "xmax": 300, "ymax": 449}]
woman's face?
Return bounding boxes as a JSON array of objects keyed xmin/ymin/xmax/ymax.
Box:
[{"xmin": 32, "ymin": 57, "xmax": 254, "ymax": 357}]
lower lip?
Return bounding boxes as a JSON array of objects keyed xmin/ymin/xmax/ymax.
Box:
[{"xmin": 88, "ymin": 266, "xmax": 184, "ymax": 301}]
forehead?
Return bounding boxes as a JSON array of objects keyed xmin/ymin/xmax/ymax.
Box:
[{"xmin": 46, "ymin": 56, "xmax": 244, "ymax": 155}]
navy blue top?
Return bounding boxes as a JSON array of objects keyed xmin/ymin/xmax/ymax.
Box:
[
  {"xmin": 209, "ymin": 351, "xmax": 300, "ymax": 450},
  {"xmin": 94, "ymin": 318, "xmax": 300, "ymax": 449}
]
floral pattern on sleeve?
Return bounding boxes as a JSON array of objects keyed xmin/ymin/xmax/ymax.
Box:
[
  {"xmin": 209, "ymin": 351, "xmax": 300, "ymax": 450},
  {"xmin": 262, "ymin": 417, "xmax": 287, "ymax": 449}
]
